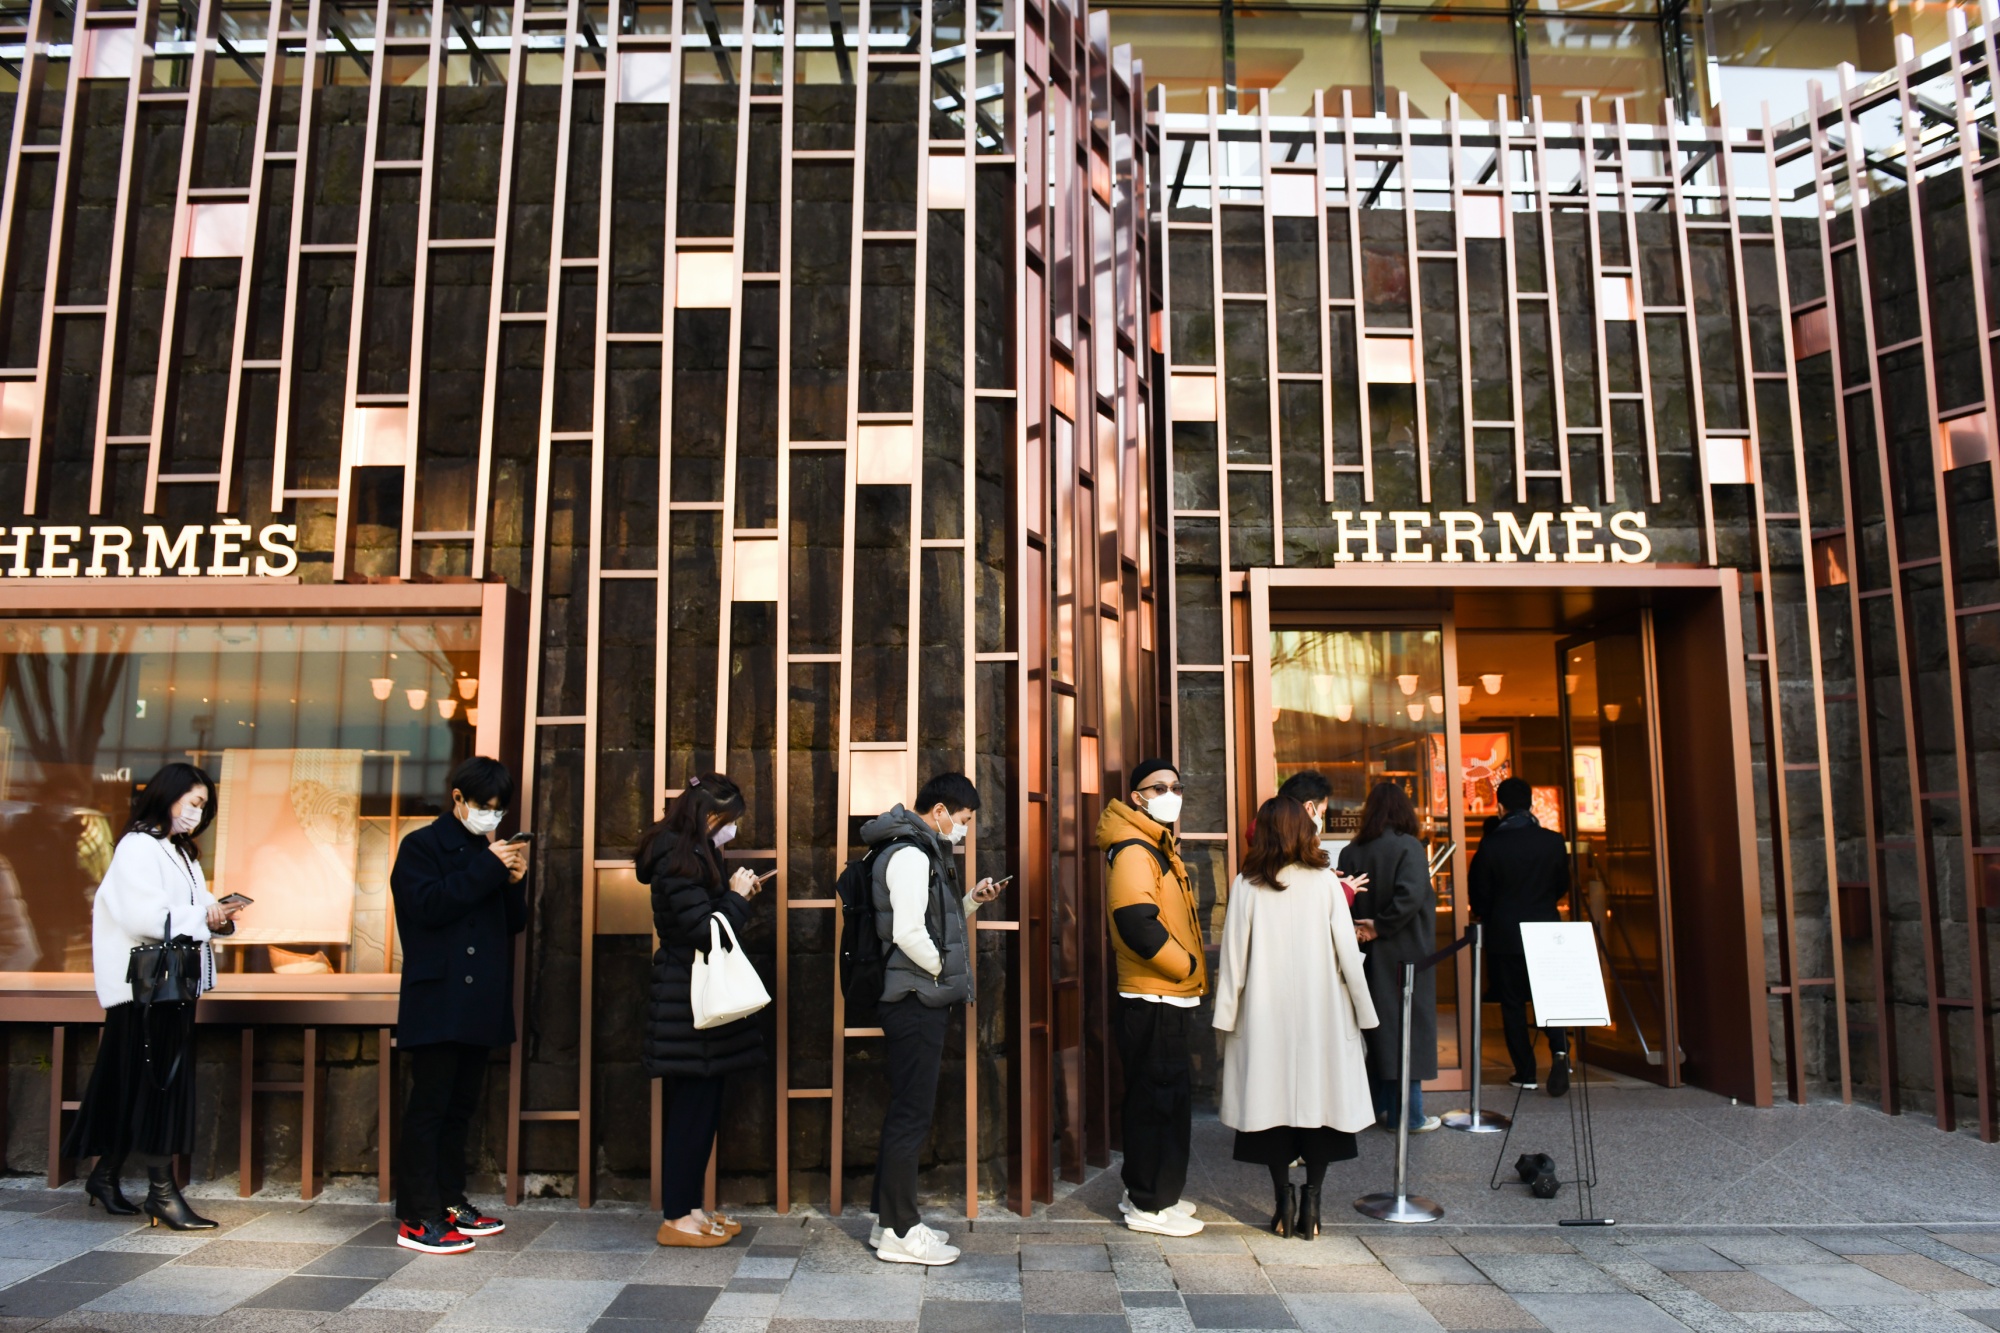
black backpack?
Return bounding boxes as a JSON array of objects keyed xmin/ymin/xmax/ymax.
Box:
[
  {"xmin": 1105, "ymin": 838, "xmax": 1172, "ymax": 877},
  {"xmin": 835, "ymin": 840, "xmax": 914, "ymax": 1022}
]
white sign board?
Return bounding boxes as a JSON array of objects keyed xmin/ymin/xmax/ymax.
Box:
[{"xmin": 1519, "ymin": 922, "xmax": 1612, "ymax": 1028}]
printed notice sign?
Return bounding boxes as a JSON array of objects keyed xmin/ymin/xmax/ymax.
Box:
[{"xmin": 1519, "ymin": 922, "xmax": 1612, "ymax": 1028}]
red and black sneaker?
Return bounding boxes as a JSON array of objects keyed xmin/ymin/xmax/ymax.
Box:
[
  {"xmin": 396, "ymin": 1218, "xmax": 476, "ymax": 1255},
  {"xmin": 445, "ymin": 1203, "xmax": 506, "ymax": 1237}
]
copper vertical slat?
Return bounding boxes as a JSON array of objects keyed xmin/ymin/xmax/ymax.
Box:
[
  {"xmin": 266, "ymin": 0, "xmax": 329, "ymax": 510},
  {"xmin": 21, "ymin": 0, "xmax": 87, "ymax": 510}
]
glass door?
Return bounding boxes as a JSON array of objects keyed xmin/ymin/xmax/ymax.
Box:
[
  {"xmin": 1557, "ymin": 615, "xmax": 1681, "ymax": 1084},
  {"xmin": 1262, "ymin": 622, "xmax": 1469, "ymax": 1086}
]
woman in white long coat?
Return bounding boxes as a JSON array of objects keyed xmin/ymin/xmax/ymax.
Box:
[{"xmin": 1213, "ymin": 796, "xmax": 1378, "ymax": 1239}]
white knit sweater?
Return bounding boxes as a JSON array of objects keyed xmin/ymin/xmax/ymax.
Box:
[{"xmin": 90, "ymin": 831, "xmax": 217, "ymax": 1010}]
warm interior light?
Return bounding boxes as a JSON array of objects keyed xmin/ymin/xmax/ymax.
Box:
[
  {"xmin": 1565, "ymin": 674, "xmax": 1579, "ymax": 696},
  {"xmin": 438, "ymin": 698, "xmax": 458, "ymax": 720},
  {"xmin": 1406, "ymin": 702, "xmax": 1425, "ymax": 722},
  {"xmin": 1604, "ymin": 703, "xmax": 1623, "ymax": 722},
  {"xmin": 370, "ymin": 677, "xmax": 394, "ymax": 701},
  {"xmin": 1396, "ymin": 673, "xmax": 1419, "ymax": 696},
  {"xmin": 1428, "ymin": 693, "xmax": 1445, "ymax": 715},
  {"xmin": 1479, "ymin": 673, "xmax": 1503, "ymax": 695},
  {"xmin": 1332, "ymin": 702, "xmax": 1354, "ymax": 723},
  {"xmin": 1458, "ymin": 684, "xmax": 1474, "ymax": 707},
  {"xmin": 458, "ymin": 676, "xmax": 479, "ymax": 700},
  {"xmin": 405, "ymin": 688, "xmax": 429, "ymax": 711},
  {"xmin": 466, "ymin": 707, "xmax": 481, "ymax": 727}
]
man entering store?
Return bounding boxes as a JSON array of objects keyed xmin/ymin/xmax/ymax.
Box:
[
  {"xmin": 1468, "ymin": 777, "xmax": 1572, "ymax": 1097},
  {"xmin": 1098, "ymin": 758, "xmax": 1207, "ymax": 1237}
]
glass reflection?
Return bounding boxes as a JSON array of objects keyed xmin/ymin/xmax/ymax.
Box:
[{"xmin": 0, "ymin": 617, "xmax": 481, "ymax": 977}]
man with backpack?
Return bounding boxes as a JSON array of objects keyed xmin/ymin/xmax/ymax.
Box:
[
  {"xmin": 847, "ymin": 773, "xmax": 1001, "ymax": 1266},
  {"xmin": 1096, "ymin": 758, "xmax": 1207, "ymax": 1237}
]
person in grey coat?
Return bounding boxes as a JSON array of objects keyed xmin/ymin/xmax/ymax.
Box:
[{"xmin": 1337, "ymin": 780, "xmax": 1440, "ymax": 1133}]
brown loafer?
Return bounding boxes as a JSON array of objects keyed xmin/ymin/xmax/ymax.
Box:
[
  {"xmin": 657, "ymin": 1219, "xmax": 730, "ymax": 1248},
  {"xmin": 711, "ymin": 1212, "xmax": 743, "ymax": 1237}
]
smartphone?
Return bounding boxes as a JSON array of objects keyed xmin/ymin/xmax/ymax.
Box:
[
  {"xmin": 756, "ymin": 868, "xmax": 779, "ymax": 884},
  {"xmin": 989, "ymin": 874, "xmax": 1015, "ymax": 889},
  {"xmin": 217, "ymin": 893, "xmax": 254, "ymax": 908},
  {"xmin": 503, "ymin": 831, "xmax": 533, "ymax": 845}
]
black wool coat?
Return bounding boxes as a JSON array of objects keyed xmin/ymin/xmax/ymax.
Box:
[
  {"xmin": 1339, "ymin": 830, "xmax": 1439, "ymax": 1082},
  {"xmin": 1468, "ymin": 815, "xmax": 1569, "ymax": 953},
  {"xmin": 641, "ymin": 833, "xmax": 768, "ymax": 1079},
  {"xmin": 391, "ymin": 814, "xmax": 529, "ymax": 1050}
]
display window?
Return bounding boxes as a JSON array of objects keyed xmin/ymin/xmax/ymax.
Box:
[{"xmin": 0, "ymin": 613, "xmax": 487, "ymax": 979}]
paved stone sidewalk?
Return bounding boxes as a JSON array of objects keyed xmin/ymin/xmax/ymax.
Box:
[{"xmin": 1, "ymin": 1187, "xmax": 1999, "ymax": 1333}]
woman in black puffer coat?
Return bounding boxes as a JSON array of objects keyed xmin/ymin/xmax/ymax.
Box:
[{"xmin": 639, "ymin": 772, "xmax": 767, "ymax": 1248}]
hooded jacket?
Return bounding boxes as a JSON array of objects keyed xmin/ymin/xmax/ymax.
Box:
[
  {"xmin": 1096, "ymin": 800, "xmax": 1207, "ymax": 999},
  {"xmin": 861, "ymin": 805, "xmax": 973, "ymax": 1008}
]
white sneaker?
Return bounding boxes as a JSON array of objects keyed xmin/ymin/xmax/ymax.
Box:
[
  {"xmin": 1118, "ymin": 1192, "xmax": 1197, "ymax": 1219},
  {"xmin": 1123, "ymin": 1204, "xmax": 1204, "ymax": 1237},
  {"xmin": 868, "ymin": 1221, "xmax": 946, "ymax": 1248},
  {"xmin": 1410, "ymin": 1115, "xmax": 1443, "ymax": 1134},
  {"xmin": 875, "ymin": 1224, "xmax": 960, "ymax": 1266}
]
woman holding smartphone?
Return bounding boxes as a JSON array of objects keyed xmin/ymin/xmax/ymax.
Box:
[
  {"xmin": 638, "ymin": 772, "xmax": 768, "ymax": 1247},
  {"xmin": 66, "ymin": 763, "xmax": 241, "ymax": 1229}
]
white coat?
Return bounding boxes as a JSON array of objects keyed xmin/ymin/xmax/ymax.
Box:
[
  {"xmin": 1212, "ymin": 863, "xmax": 1380, "ymax": 1134},
  {"xmin": 90, "ymin": 832, "xmax": 218, "ymax": 1010}
]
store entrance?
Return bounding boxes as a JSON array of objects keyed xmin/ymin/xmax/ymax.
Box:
[{"xmin": 1247, "ymin": 570, "xmax": 1768, "ymax": 1103}]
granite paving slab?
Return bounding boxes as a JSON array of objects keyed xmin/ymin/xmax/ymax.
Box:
[
  {"xmin": 1511, "ymin": 1292, "xmax": 1697, "ymax": 1333},
  {"xmin": 240, "ymin": 1274, "xmax": 382, "ymax": 1311},
  {"xmin": 80, "ymin": 1263, "xmax": 290, "ymax": 1315},
  {"xmin": 1751, "ymin": 1265, "xmax": 1930, "ymax": 1307},
  {"xmin": 1019, "ymin": 1271, "xmax": 1124, "ymax": 1314},
  {"xmin": 1463, "ymin": 1254, "xmax": 1624, "ymax": 1294},
  {"xmin": 1406, "ymin": 1282, "xmax": 1547, "ymax": 1331},
  {"xmin": 1672, "ymin": 1271, "xmax": 1815, "ymax": 1312},
  {"xmin": 1382, "ymin": 1254, "xmax": 1488, "ymax": 1286},
  {"xmin": 1182, "ymin": 1292, "xmax": 1297, "ymax": 1329},
  {"xmin": 1281, "ymin": 1291, "xmax": 1443, "ymax": 1333},
  {"xmin": 433, "ymin": 1275, "xmax": 625, "ymax": 1331}
]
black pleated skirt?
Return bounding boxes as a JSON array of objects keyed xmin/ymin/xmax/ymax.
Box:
[
  {"xmin": 1232, "ymin": 1125, "xmax": 1358, "ymax": 1167},
  {"xmin": 61, "ymin": 1000, "xmax": 199, "ymax": 1163}
]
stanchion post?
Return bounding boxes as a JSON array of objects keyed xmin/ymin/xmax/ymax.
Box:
[
  {"xmin": 1356, "ymin": 962, "xmax": 1443, "ymax": 1223},
  {"xmin": 1446, "ymin": 924, "xmax": 1509, "ymax": 1134}
]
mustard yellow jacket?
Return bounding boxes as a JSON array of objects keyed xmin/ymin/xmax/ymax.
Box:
[{"xmin": 1096, "ymin": 800, "xmax": 1207, "ymax": 999}]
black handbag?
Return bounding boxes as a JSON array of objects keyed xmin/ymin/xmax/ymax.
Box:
[{"xmin": 127, "ymin": 916, "xmax": 203, "ymax": 1007}]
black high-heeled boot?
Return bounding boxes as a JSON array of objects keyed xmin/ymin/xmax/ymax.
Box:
[
  {"xmin": 84, "ymin": 1157, "xmax": 138, "ymax": 1215},
  {"xmin": 1270, "ymin": 1180, "xmax": 1296, "ymax": 1238},
  {"xmin": 1295, "ymin": 1184, "xmax": 1322, "ymax": 1240},
  {"xmin": 143, "ymin": 1167, "xmax": 216, "ymax": 1231}
]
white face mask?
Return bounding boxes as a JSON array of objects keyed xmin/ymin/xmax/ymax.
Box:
[
  {"xmin": 461, "ymin": 807, "xmax": 504, "ymax": 837},
  {"xmin": 171, "ymin": 806, "xmax": 202, "ymax": 835},
  {"xmin": 1311, "ymin": 807, "xmax": 1325, "ymax": 834},
  {"xmin": 945, "ymin": 820, "xmax": 968, "ymax": 845},
  {"xmin": 1145, "ymin": 792, "xmax": 1183, "ymax": 826},
  {"xmin": 711, "ymin": 822, "xmax": 738, "ymax": 848}
]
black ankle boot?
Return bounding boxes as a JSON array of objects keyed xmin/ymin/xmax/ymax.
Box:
[
  {"xmin": 1295, "ymin": 1184, "xmax": 1322, "ymax": 1240},
  {"xmin": 143, "ymin": 1168, "xmax": 216, "ymax": 1231},
  {"xmin": 1271, "ymin": 1180, "xmax": 1296, "ymax": 1238},
  {"xmin": 84, "ymin": 1158, "xmax": 137, "ymax": 1215}
]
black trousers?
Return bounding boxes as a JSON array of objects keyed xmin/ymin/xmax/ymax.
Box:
[
  {"xmin": 396, "ymin": 1042, "xmax": 490, "ymax": 1224},
  {"xmin": 871, "ymin": 996, "xmax": 950, "ymax": 1236},
  {"xmin": 1115, "ymin": 997, "xmax": 1193, "ymax": 1214},
  {"xmin": 660, "ymin": 1075, "xmax": 727, "ymax": 1219},
  {"xmin": 1488, "ymin": 949, "xmax": 1569, "ymax": 1079}
]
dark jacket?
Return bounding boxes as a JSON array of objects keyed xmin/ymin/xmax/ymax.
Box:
[
  {"xmin": 641, "ymin": 831, "xmax": 768, "ymax": 1078},
  {"xmin": 1468, "ymin": 812, "xmax": 1569, "ymax": 953},
  {"xmin": 1339, "ymin": 830, "xmax": 1438, "ymax": 1082},
  {"xmin": 391, "ymin": 813, "xmax": 529, "ymax": 1049},
  {"xmin": 862, "ymin": 806, "xmax": 972, "ymax": 1008}
]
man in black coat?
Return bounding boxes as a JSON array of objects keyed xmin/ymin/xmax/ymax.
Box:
[
  {"xmin": 389, "ymin": 756, "xmax": 529, "ymax": 1254},
  {"xmin": 1468, "ymin": 777, "xmax": 1571, "ymax": 1097}
]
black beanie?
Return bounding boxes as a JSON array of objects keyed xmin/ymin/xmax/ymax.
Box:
[{"xmin": 1128, "ymin": 757, "xmax": 1179, "ymax": 795}]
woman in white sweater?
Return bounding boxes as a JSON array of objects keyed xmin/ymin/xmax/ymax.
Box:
[
  {"xmin": 1212, "ymin": 796, "xmax": 1379, "ymax": 1240},
  {"xmin": 64, "ymin": 763, "xmax": 240, "ymax": 1229}
]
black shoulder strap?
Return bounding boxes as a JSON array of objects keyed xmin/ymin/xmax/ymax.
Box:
[{"xmin": 1106, "ymin": 838, "xmax": 1171, "ymax": 876}]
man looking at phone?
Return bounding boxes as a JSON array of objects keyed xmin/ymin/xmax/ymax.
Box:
[
  {"xmin": 389, "ymin": 757, "xmax": 529, "ymax": 1254},
  {"xmin": 860, "ymin": 773, "xmax": 1004, "ymax": 1267}
]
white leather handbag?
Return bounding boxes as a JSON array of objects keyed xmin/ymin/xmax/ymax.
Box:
[{"xmin": 691, "ymin": 914, "xmax": 771, "ymax": 1030}]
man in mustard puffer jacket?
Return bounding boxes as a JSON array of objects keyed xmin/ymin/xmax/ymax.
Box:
[{"xmin": 1096, "ymin": 757, "xmax": 1207, "ymax": 1237}]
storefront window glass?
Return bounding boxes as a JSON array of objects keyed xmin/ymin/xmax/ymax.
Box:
[
  {"xmin": 0, "ymin": 616, "xmax": 483, "ymax": 977},
  {"xmin": 1380, "ymin": 12, "xmax": 1516, "ymax": 119},
  {"xmin": 1099, "ymin": 5, "xmax": 1227, "ymax": 112},
  {"xmin": 1524, "ymin": 15, "xmax": 1671, "ymax": 123},
  {"xmin": 1701, "ymin": 0, "xmax": 1977, "ymax": 126},
  {"xmin": 1233, "ymin": 5, "xmax": 1374, "ymax": 116}
]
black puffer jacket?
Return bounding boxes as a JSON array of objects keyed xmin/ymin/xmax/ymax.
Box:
[{"xmin": 640, "ymin": 831, "xmax": 768, "ymax": 1079}]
